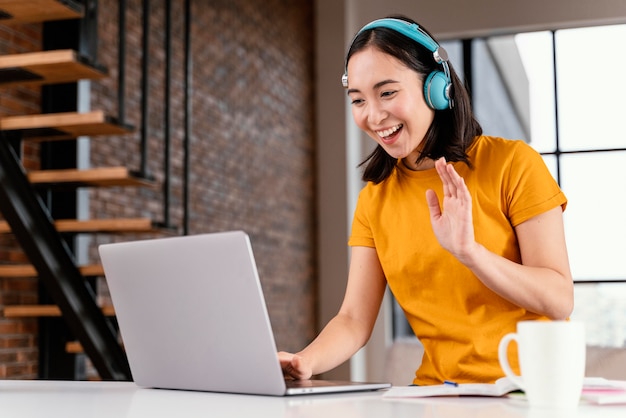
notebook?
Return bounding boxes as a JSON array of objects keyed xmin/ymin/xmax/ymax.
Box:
[{"xmin": 98, "ymin": 231, "xmax": 391, "ymax": 396}]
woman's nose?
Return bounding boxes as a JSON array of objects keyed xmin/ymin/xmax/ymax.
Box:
[{"xmin": 367, "ymin": 102, "xmax": 388, "ymax": 125}]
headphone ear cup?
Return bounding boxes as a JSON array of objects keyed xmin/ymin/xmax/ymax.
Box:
[{"xmin": 424, "ymin": 71, "xmax": 451, "ymax": 110}]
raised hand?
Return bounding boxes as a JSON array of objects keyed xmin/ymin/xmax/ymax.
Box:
[{"xmin": 425, "ymin": 157, "xmax": 478, "ymax": 264}]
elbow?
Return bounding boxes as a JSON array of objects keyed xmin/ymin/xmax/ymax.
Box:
[
  {"xmin": 546, "ymin": 303, "xmax": 573, "ymax": 321},
  {"xmin": 355, "ymin": 323, "xmax": 375, "ymax": 349},
  {"xmin": 546, "ymin": 282, "xmax": 575, "ymax": 320}
]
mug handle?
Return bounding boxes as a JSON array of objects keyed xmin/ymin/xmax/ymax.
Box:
[{"xmin": 498, "ymin": 332, "xmax": 525, "ymax": 390}]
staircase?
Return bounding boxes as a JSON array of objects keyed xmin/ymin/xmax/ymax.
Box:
[{"xmin": 0, "ymin": 0, "xmax": 172, "ymax": 380}]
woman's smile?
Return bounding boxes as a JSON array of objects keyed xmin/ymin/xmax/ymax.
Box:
[{"xmin": 376, "ymin": 124, "xmax": 403, "ymax": 144}]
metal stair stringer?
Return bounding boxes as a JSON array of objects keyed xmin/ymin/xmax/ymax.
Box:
[{"xmin": 0, "ymin": 137, "xmax": 131, "ymax": 381}]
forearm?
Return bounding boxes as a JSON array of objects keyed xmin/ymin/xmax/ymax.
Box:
[
  {"xmin": 461, "ymin": 242, "xmax": 574, "ymax": 319},
  {"xmin": 297, "ymin": 312, "xmax": 373, "ymax": 376}
]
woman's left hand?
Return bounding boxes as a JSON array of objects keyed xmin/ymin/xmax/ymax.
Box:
[{"xmin": 425, "ymin": 157, "xmax": 478, "ymax": 264}]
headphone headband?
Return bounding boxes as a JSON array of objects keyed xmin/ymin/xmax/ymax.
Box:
[{"xmin": 359, "ymin": 19, "xmax": 439, "ymax": 53}]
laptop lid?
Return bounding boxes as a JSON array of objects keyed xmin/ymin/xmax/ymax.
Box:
[{"xmin": 99, "ymin": 231, "xmax": 390, "ymax": 396}]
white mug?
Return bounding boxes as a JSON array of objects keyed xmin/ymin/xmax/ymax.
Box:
[{"xmin": 498, "ymin": 320, "xmax": 586, "ymax": 408}]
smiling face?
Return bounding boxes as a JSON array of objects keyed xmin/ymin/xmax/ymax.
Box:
[{"xmin": 346, "ymin": 46, "xmax": 436, "ymax": 170}]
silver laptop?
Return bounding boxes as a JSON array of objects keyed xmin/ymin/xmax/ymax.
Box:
[{"xmin": 98, "ymin": 231, "xmax": 390, "ymax": 396}]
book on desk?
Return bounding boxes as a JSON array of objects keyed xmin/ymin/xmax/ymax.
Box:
[{"xmin": 383, "ymin": 377, "xmax": 626, "ymax": 405}]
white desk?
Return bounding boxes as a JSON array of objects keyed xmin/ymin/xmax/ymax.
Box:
[{"xmin": 1, "ymin": 380, "xmax": 626, "ymax": 418}]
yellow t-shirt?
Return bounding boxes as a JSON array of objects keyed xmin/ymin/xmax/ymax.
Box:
[{"xmin": 348, "ymin": 135, "xmax": 567, "ymax": 385}]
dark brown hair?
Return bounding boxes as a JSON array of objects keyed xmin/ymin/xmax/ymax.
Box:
[{"xmin": 346, "ymin": 15, "xmax": 482, "ymax": 183}]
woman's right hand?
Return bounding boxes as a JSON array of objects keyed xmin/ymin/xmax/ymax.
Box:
[{"xmin": 278, "ymin": 351, "xmax": 313, "ymax": 380}]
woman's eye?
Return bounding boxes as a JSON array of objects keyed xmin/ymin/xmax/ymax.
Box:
[
  {"xmin": 350, "ymin": 98, "xmax": 364, "ymax": 105},
  {"xmin": 381, "ymin": 90, "xmax": 397, "ymax": 98}
]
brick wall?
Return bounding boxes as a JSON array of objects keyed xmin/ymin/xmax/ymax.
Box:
[
  {"xmin": 0, "ymin": 0, "xmax": 316, "ymax": 378},
  {"xmin": 0, "ymin": 21, "xmax": 42, "ymax": 379},
  {"xmin": 90, "ymin": 0, "xmax": 317, "ymax": 353}
]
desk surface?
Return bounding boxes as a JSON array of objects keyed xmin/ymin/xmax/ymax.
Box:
[{"xmin": 1, "ymin": 380, "xmax": 626, "ymax": 418}]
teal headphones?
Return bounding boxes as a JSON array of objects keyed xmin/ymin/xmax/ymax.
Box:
[{"xmin": 342, "ymin": 18, "xmax": 453, "ymax": 110}]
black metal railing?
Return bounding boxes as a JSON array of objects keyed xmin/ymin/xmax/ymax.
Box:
[{"xmin": 0, "ymin": 0, "xmax": 194, "ymax": 380}]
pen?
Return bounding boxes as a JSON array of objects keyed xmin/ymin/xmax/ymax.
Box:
[{"xmin": 444, "ymin": 380, "xmax": 458, "ymax": 387}]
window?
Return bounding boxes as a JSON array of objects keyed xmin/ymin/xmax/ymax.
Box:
[{"xmin": 514, "ymin": 26, "xmax": 626, "ymax": 347}]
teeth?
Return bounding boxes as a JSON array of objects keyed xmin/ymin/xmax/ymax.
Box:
[{"xmin": 377, "ymin": 124, "xmax": 402, "ymax": 138}]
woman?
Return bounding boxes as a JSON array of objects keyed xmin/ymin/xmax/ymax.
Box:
[{"xmin": 279, "ymin": 15, "xmax": 573, "ymax": 385}]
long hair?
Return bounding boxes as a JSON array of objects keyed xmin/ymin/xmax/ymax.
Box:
[{"xmin": 346, "ymin": 15, "xmax": 482, "ymax": 183}]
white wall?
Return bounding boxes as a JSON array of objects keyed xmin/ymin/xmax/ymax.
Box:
[
  {"xmin": 349, "ymin": 0, "xmax": 626, "ymax": 39},
  {"xmin": 313, "ymin": 0, "xmax": 351, "ymax": 381},
  {"xmin": 314, "ymin": 0, "xmax": 626, "ymax": 381}
]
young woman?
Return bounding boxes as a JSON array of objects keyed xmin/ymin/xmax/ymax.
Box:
[{"xmin": 279, "ymin": 15, "xmax": 573, "ymax": 385}]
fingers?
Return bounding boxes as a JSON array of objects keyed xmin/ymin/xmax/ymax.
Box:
[
  {"xmin": 425, "ymin": 188, "xmax": 442, "ymax": 219},
  {"xmin": 435, "ymin": 157, "xmax": 468, "ymax": 200},
  {"xmin": 277, "ymin": 351, "xmax": 311, "ymax": 380}
]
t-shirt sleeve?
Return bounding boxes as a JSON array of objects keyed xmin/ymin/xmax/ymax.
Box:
[
  {"xmin": 348, "ymin": 187, "xmax": 376, "ymax": 248},
  {"xmin": 506, "ymin": 141, "xmax": 567, "ymax": 227}
]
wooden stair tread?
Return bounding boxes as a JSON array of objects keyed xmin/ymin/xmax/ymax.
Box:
[
  {"xmin": 0, "ymin": 49, "xmax": 107, "ymax": 86},
  {"xmin": 0, "ymin": 0, "xmax": 83, "ymax": 23},
  {"xmin": 2, "ymin": 304, "xmax": 115, "ymax": 317},
  {"xmin": 0, "ymin": 263, "xmax": 104, "ymax": 278},
  {"xmin": 0, "ymin": 217, "xmax": 164, "ymax": 234},
  {"xmin": 65, "ymin": 341, "xmax": 83, "ymax": 354},
  {"xmin": 0, "ymin": 110, "xmax": 133, "ymax": 141},
  {"xmin": 66, "ymin": 339, "xmax": 123, "ymax": 355},
  {"xmin": 28, "ymin": 167, "xmax": 156, "ymax": 188}
]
